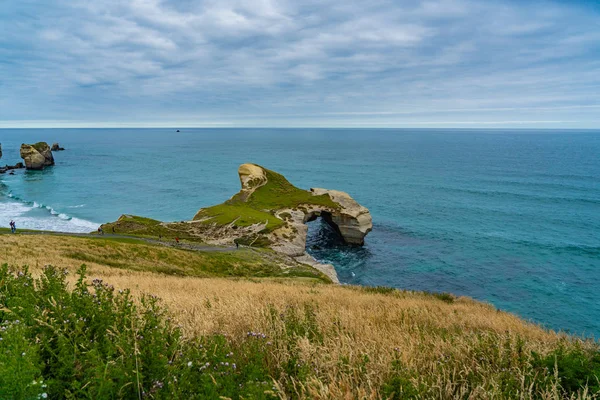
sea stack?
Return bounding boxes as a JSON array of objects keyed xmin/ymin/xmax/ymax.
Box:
[
  {"xmin": 51, "ymin": 143, "xmax": 65, "ymax": 151},
  {"xmin": 20, "ymin": 142, "xmax": 55, "ymax": 170}
]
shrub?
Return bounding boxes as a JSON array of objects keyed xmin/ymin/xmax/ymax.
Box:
[
  {"xmin": 0, "ymin": 264, "xmax": 288, "ymax": 399},
  {"xmin": 424, "ymin": 291, "xmax": 455, "ymax": 303},
  {"xmin": 532, "ymin": 346, "xmax": 600, "ymax": 394},
  {"xmin": 361, "ymin": 285, "xmax": 397, "ymax": 295}
]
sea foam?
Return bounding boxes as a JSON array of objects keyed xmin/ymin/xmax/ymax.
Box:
[{"xmin": 0, "ymin": 195, "xmax": 98, "ymax": 233}]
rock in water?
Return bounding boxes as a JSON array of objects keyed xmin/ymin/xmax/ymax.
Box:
[
  {"xmin": 0, "ymin": 143, "xmax": 2, "ymax": 159},
  {"xmin": 51, "ymin": 143, "xmax": 65, "ymax": 151},
  {"xmin": 20, "ymin": 142, "xmax": 55, "ymax": 170},
  {"xmin": 310, "ymin": 188, "xmax": 373, "ymax": 245}
]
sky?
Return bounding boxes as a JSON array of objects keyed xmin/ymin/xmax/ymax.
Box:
[{"xmin": 0, "ymin": 0, "xmax": 599, "ymax": 128}]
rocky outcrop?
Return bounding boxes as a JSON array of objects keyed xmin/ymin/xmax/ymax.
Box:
[
  {"xmin": 0, "ymin": 163, "xmax": 25, "ymax": 174},
  {"xmin": 20, "ymin": 142, "xmax": 55, "ymax": 170},
  {"xmin": 51, "ymin": 143, "xmax": 65, "ymax": 151},
  {"xmin": 239, "ymin": 163, "xmax": 268, "ymax": 191},
  {"xmin": 236, "ymin": 163, "xmax": 268, "ymax": 201},
  {"xmin": 309, "ymin": 188, "xmax": 372, "ymax": 245},
  {"xmin": 0, "ymin": 143, "xmax": 2, "ymax": 159}
]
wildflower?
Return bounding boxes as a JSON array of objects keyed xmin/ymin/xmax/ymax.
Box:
[
  {"xmin": 21, "ymin": 352, "xmax": 26, "ymax": 356},
  {"xmin": 153, "ymin": 381, "xmax": 164, "ymax": 389},
  {"xmin": 187, "ymin": 361, "xmax": 193, "ymax": 367}
]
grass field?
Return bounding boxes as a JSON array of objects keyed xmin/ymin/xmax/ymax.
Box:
[
  {"xmin": 0, "ymin": 233, "xmax": 330, "ymax": 282},
  {"xmin": 1, "ymin": 233, "xmax": 599, "ymax": 399}
]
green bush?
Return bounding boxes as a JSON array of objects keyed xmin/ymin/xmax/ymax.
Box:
[
  {"xmin": 532, "ymin": 346, "xmax": 600, "ymax": 394},
  {"xmin": 361, "ymin": 286, "xmax": 397, "ymax": 295},
  {"xmin": 424, "ymin": 291, "xmax": 455, "ymax": 304},
  {"xmin": 0, "ymin": 264, "xmax": 293, "ymax": 399}
]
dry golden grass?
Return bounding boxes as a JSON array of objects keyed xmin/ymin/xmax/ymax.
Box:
[
  {"xmin": 0, "ymin": 234, "xmax": 328, "ymax": 281},
  {"xmin": 2, "ymin": 234, "xmax": 597, "ymax": 399},
  {"xmin": 44, "ymin": 270, "xmax": 598, "ymax": 398}
]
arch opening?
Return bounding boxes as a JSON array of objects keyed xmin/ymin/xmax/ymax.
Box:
[{"xmin": 305, "ymin": 213, "xmax": 346, "ymax": 251}]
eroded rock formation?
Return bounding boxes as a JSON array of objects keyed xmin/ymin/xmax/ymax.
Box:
[
  {"xmin": 198, "ymin": 164, "xmax": 372, "ymax": 282},
  {"xmin": 104, "ymin": 164, "xmax": 373, "ymax": 284},
  {"xmin": 309, "ymin": 188, "xmax": 373, "ymax": 245},
  {"xmin": 51, "ymin": 143, "xmax": 65, "ymax": 151},
  {"xmin": 20, "ymin": 142, "xmax": 55, "ymax": 170}
]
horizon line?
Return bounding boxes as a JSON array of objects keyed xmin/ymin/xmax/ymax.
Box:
[{"xmin": 1, "ymin": 125, "xmax": 599, "ymax": 130}]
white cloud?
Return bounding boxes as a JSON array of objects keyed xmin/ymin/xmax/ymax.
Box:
[{"xmin": 0, "ymin": 0, "xmax": 599, "ymax": 127}]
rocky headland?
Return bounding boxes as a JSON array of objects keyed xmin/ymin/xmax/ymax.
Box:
[{"xmin": 103, "ymin": 164, "xmax": 373, "ymax": 283}]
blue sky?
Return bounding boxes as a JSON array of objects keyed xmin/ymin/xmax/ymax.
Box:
[{"xmin": 1, "ymin": 0, "xmax": 599, "ymax": 128}]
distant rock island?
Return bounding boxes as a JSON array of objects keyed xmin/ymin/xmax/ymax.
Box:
[
  {"xmin": 103, "ymin": 164, "xmax": 373, "ymax": 282},
  {"xmin": 51, "ymin": 142, "xmax": 65, "ymax": 151}
]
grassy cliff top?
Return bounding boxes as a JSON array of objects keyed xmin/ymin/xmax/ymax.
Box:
[
  {"xmin": 194, "ymin": 165, "xmax": 338, "ymax": 230},
  {"xmin": 236, "ymin": 166, "xmax": 338, "ymax": 210}
]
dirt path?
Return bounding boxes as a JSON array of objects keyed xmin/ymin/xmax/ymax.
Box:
[{"xmin": 0, "ymin": 230, "xmax": 238, "ymax": 252}]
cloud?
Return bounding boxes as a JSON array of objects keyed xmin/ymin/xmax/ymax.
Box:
[{"xmin": 0, "ymin": 0, "xmax": 599, "ymax": 127}]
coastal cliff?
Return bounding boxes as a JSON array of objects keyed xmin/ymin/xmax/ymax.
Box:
[
  {"xmin": 103, "ymin": 164, "xmax": 373, "ymax": 283},
  {"xmin": 193, "ymin": 164, "xmax": 372, "ymax": 282}
]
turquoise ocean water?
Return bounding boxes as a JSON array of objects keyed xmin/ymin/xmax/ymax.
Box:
[{"xmin": 1, "ymin": 129, "xmax": 599, "ymax": 337}]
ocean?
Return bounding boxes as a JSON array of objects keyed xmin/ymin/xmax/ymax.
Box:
[{"xmin": 1, "ymin": 128, "xmax": 599, "ymax": 337}]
